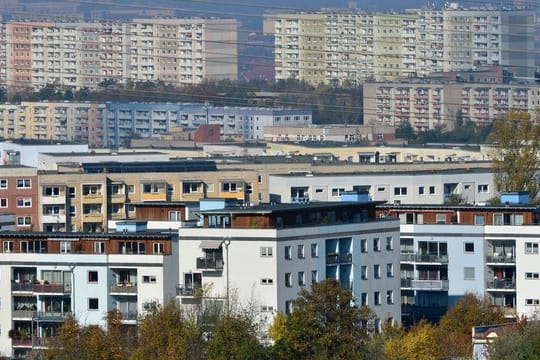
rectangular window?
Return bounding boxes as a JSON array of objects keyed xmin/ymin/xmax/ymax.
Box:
[
  {"xmin": 222, "ymin": 182, "xmax": 238, "ymax": 192},
  {"xmin": 284, "ymin": 246, "xmax": 292, "ymax": 260},
  {"xmin": 261, "ymin": 278, "xmax": 273, "ymax": 285},
  {"xmin": 418, "ymin": 186, "xmax": 425, "ymax": 195},
  {"xmin": 0, "ymin": 198, "xmax": 7, "ymax": 208},
  {"xmin": 143, "ymin": 275, "xmax": 157, "ymax": 283},
  {"xmin": 436, "ymin": 214, "xmax": 446, "ymax": 224},
  {"xmin": 127, "ymin": 185, "xmax": 135, "ymax": 193},
  {"xmin": 464, "ymin": 242, "xmax": 475, "ymax": 253},
  {"xmin": 374, "ymin": 264, "xmax": 381, "ymax": 279},
  {"xmin": 311, "ymin": 270, "xmax": 318, "ymax": 284},
  {"xmin": 361, "ymin": 292, "xmax": 368, "ymax": 306},
  {"xmin": 260, "ymin": 247, "xmax": 273, "ymax": 257},
  {"xmin": 331, "ymin": 188, "xmax": 345, "ymax": 197},
  {"xmin": 386, "ymin": 290, "xmax": 394, "ymax": 304},
  {"xmin": 525, "ymin": 272, "xmax": 540, "ymax": 279},
  {"xmin": 526, "ymin": 299, "xmax": 540, "ymax": 306},
  {"xmin": 361, "ymin": 265, "xmax": 368, "ymax": 280},
  {"xmin": 88, "ymin": 271, "xmax": 98, "ymax": 283},
  {"xmin": 168, "ymin": 211, "xmax": 181, "ymax": 221},
  {"xmin": 478, "ymin": 184, "xmax": 489, "ymax": 193},
  {"xmin": 493, "ymin": 213, "xmax": 503, "ymax": 225},
  {"xmin": 16, "ymin": 179, "xmax": 31, "ymax": 188},
  {"xmin": 311, "ymin": 243, "xmax": 318, "ymax": 257},
  {"xmin": 16, "ymin": 198, "xmax": 32, "ymax": 208},
  {"xmin": 153, "ymin": 243, "xmax": 164, "ymax": 254},
  {"xmin": 374, "ymin": 291, "xmax": 381, "ymax": 305},
  {"xmin": 285, "ymin": 300, "xmax": 293, "ymax": 314},
  {"xmin": 525, "ymin": 242, "xmax": 539, "ymax": 254},
  {"xmin": 3, "ymin": 241, "xmax": 13, "ymax": 252},
  {"xmin": 474, "ymin": 214, "xmax": 485, "ymax": 225},
  {"xmin": 94, "ymin": 242, "xmax": 105, "ymax": 253},
  {"xmin": 387, "ymin": 263, "xmax": 394, "ymax": 277},
  {"xmin": 297, "ymin": 244, "xmax": 305, "ymax": 259},
  {"xmin": 429, "ymin": 186, "xmax": 436, "ymax": 195},
  {"xmin": 394, "ymin": 187, "xmax": 407, "ymax": 196},
  {"xmin": 68, "ymin": 187, "xmax": 75, "ymax": 198},
  {"xmin": 285, "ymin": 273, "xmax": 292, "ymax": 287},
  {"xmin": 464, "ymin": 267, "xmax": 475, "ymax": 280},
  {"xmin": 88, "ymin": 298, "xmax": 99, "ymax": 310},
  {"xmin": 373, "ymin": 238, "xmax": 381, "ymax": 252},
  {"xmin": 60, "ymin": 242, "xmax": 71, "ymax": 254},
  {"xmin": 361, "ymin": 239, "xmax": 367, "ymax": 253},
  {"xmin": 298, "ymin": 271, "xmax": 305, "ymax": 286},
  {"xmin": 385, "ymin": 237, "xmax": 393, "ymax": 251},
  {"xmin": 206, "ymin": 184, "xmax": 214, "ymax": 193},
  {"xmin": 17, "ymin": 216, "xmax": 31, "ymax": 226},
  {"xmin": 0, "ymin": 179, "xmax": 6, "ymax": 189}
]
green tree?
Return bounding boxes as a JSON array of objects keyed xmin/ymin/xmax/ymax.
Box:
[
  {"xmin": 489, "ymin": 110, "xmax": 540, "ymax": 198},
  {"xmin": 438, "ymin": 293, "xmax": 505, "ymax": 359},
  {"xmin": 489, "ymin": 320, "xmax": 540, "ymax": 360},
  {"xmin": 383, "ymin": 320, "xmax": 441, "ymax": 360},
  {"xmin": 45, "ymin": 315, "xmax": 82, "ymax": 360},
  {"xmin": 276, "ymin": 279, "xmax": 376, "ymax": 360}
]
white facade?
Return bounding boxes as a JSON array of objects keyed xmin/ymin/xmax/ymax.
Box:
[
  {"xmin": 0, "ymin": 141, "xmax": 89, "ymax": 167},
  {"xmin": 269, "ymin": 169, "xmax": 496, "ymax": 205}
]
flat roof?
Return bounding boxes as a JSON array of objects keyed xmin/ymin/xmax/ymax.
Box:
[
  {"xmin": 378, "ymin": 204, "xmax": 539, "ymax": 211},
  {"xmin": 0, "ymin": 231, "xmax": 174, "ymax": 239},
  {"xmin": 42, "ymin": 151, "xmax": 166, "ymax": 157},
  {"xmin": 272, "ymin": 167, "xmax": 493, "ymax": 177},
  {"xmin": 202, "ymin": 201, "xmax": 385, "ymax": 215}
]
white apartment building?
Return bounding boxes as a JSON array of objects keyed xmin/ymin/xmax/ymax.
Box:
[
  {"xmin": 272, "ymin": 5, "xmax": 535, "ymax": 84},
  {"xmin": 178, "ymin": 201, "xmax": 401, "ymax": 335},
  {"xmin": 269, "ymin": 168, "xmax": 496, "ymax": 205},
  {"xmin": 364, "ymin": 82, "xmax": 540, "ymax": 131},
  {"xmin": 0, "ymin": 229, "xmax": 178, "ymax": 359}
]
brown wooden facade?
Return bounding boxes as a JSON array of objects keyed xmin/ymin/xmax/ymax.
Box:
[{"xmin": 134, "ymin": 203, "xmax": 188, "ymax": 221}]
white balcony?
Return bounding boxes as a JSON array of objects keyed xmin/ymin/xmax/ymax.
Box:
[
  {"xmin": 41, "ymin": 196, "xmax": 66, "ymax": 205},
  {"xmin": 42, "ymin": 214, "xmax": 66, "ymax": 224}
]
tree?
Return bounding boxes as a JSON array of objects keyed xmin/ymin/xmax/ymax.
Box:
[
  {"xmin": 276, "ymin": 279, "xmax": 376, "ymax": 360},
  {"xmin": 437, "ymin": 293, "xmax": 505, "ymax": 359},
  {"xmin": 45, "ymin": 315, "xmax": 82, "ymax": 360},
  {"xmin": 489, "ymin": 320, "xmax": 540, "ymax": 360},
  {"xmin": 383, "ymin": 320, "xmax": 441, "ymax": 360},
  {"xmin": 489, "ymin": 110, "xmax": 540, "ymax": 198}
]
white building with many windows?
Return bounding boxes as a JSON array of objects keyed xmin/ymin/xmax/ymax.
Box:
[{"xmin": 177, "ymin": 200, "xmax": 401, "ymax": 335}]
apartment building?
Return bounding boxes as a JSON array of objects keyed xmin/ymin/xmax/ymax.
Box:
[
  {"xmin": 269, "ymin": 168, "xmax": 496, "ymax": 205},
  {"xmin": 0, "ymin": 229, "xmax": 178, "ymax": 358},
  {"xmin": 0, "ymin": 140, "xmax": 88, "ymax": 167},
  {"xmin": 0, "ymin": 166, "xmax": 38, "ymax": 231},
  {"xmin": 178, "ymin": 200, "xmax": 401, "ymax": 334},
  {"xmin": 272, "ymin": 6, "xmax": 534, "ymax": 84},
  {"xmin": 104, "ymin": 102, "xmax": 312, "ymax": 147},
  {"xmin": 263, "ymin": 124, "xmax": 396, "ymax": 144},
  {"xmin": 0, "ymin": 18, "xmax": 238, "ymax": 92},
  {"xmin": 377, "ymin": 198, "xmax": 540, "ymax": 325},
  {"xmin": 363, "ymin": 82, "xmax": 540, "ymax": 131}
]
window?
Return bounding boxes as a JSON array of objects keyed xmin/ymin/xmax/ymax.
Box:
[
  {"xmin": 284, "ymin": 246, "xmax": 292, "ymax": 260},
  {"xmin": 297, "ymin": 244, "xmax": 305, "ymax": 259},
  {"xmin": 222, "ymin": 182, "xmax": 237, "ymax": 192},
  {"xmin": 3, "ymin": 241, "xmax": 13, "ymax": 253},
  {"xmin": 525, "ymin": 272, "xmax": 539, "ymax": 279},
  {"xmin": 94, "ymin": 242, "xmax": 105, "ymax": 253},
  {"xmin": 387, "ymin": 263, "xmax": 394, "ymax": 277},
  {"xmin": 374, "ymin": 291, "xmax": 381, "ymax": 305},
  {"xmin": 285, "ymin": 273, "xmax": 292, "ymax": 287},
  {"xmin": 182, "ymin": 182, "xmax": 200, "ymax": 194},
  {"xmin": 361, "ymin": 266, "xmax": 368, "ymax": 280},
  {"xmin": 377, "ymin": 187, "xmax": 385, "ymax": 192},
  {"xmin": 127, "ymin": 185, "xmax": 135, "ymax": 193},
  {"xmin": 298, "ymin": 271, "xmax": 305, "ymax": 286},
  {"xmin": 44, "ymin": 187, "xmax": 60, "ymax": 196},
  {"xmin": 373, "ymin": 238, "xmax": 381, "ymax": 252},
  {"xmin": 385, "ymin": 237, "xmax": 393, "ymax": 251},
  {"xmin": 16, "ymin": 179, "xmax": 31, "ymax": 189},
  {"xmin": 361, "ymin": 239, "xmax": 367, "ymax": 253},
  {"xmin": 153, "ymin": 243, "xmax": 164, "ymax": 254},
  {"xmin": 418, "ymin": 186, "xmax": 425, "ymax": 195},
  {"xmin": 261, "ymin": 306, "xmax": 274, "ymax": 312},
  {"xmin": 525, "ymin": 299, "xmax": 540, "ymax": 306},
  {"xmin": 331, "ymin": 188, "xmax": 345, "ymax": 197},
  {"xmin": 69, "ymin": 206, "xmax": 75, "ymax": 216},
  {"xmin": 525, "ymin": 242, "xmax": 539, "ymax": 254},
  {"xmin": 168, "ymin": 211, "xmax": 181, "ymax": 221},
  {"xmin": 436, "ymin": 214, "xmax": 446, "ymax": 224},
  {"xmin": 464, "ymin": 267, "xmax": 475, "ymax": 280},
  {"xmin": 68, "ymin": 187, "xmax": 75, "ymax": 198},
  {"xmin": 311, "ymin": 270, "xmax": 318, "ymax": 284},
  {"xmin": 88, "ymin": 271, "xmax": 98, "ymax": 283},
  {"xmin": 261, "ymin": 278, "xmax": 273, "ymax": 285},
  {"xmin": 17, "ymin": 217, "xmax": 31, "ymax": 226},
  {"xmin": 16, "ymin": 198, "xmax": 32, "ymax": 207},
  {"xmin": 464, "ymin": 242, "xmax": 475, "ymax": 253},
  {"xmin": 0, "ymin": 199, "xmax": 7, "ymax": 208},
  {"xmin": 88, "ymin": 298, "xmax": 99, "ymax": 310},
  {"xmin": 374, "ymin": 265, "xmax": 381, "ymax": 279},
  {"xmin": 311, "ymin": 243, "xmax": 318, "ymax": 257},
  {"xmin": 143, "ymin": 275, "xmax": 156, "ymax": 283},
  {"xmin": 478, "ymin": 184, "xmax": 489, "ymax": 193},
  {"xmin": 143, "ymin": 184, "xmax": 160, "ymax": 194},
  {"xmin": 474, "ymin": 214, "xmax": 485, "ymax": 225},
  {"xmin": 361, "ymin": 292, "xmax": 368, "ymax": 306},
  {"xmin": 260, "ymin": 247, "xmax": 273, "ymax": 257},
  {"xmin": 285, "ymin": 300, "xmax": 293, "ymax": 314},
  {"xmin": 429, "ymin": 186, "xmax": 436, "ymax": 195},
  {"xmin": 493, "ymin": 213, "xmax": 503, "ymax": 225},
  {"xmin": 206, "ymin": 184, "xmax": 214, "ymax": 193},
  {"xmin": 60, "ymin": 241, "xmax": 71, "ymax": 254},
  {"xmin": 394, "ymin": 187, "xmax": 407, "ymax": 196},
  {"xmin": 0, "ymin": 179, "xmax": 6, "ymax": 189},
  {"xmin": 386, "ymin": 290, "xmax": 394, "ymax": 304}
]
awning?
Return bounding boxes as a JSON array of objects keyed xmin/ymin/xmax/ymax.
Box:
[{"xmin": 199, "ymin": 239, "xmax": 223, "ymax": 249}]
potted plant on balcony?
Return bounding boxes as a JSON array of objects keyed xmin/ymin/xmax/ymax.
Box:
[{"xmin": 8, "ymin": 329, "xmax": 20, "ymax": 340}]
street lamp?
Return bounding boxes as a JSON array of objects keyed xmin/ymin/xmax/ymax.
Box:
[{"xmin": 221, "ymin": 236, "xmax": 231, "ymax": 314}]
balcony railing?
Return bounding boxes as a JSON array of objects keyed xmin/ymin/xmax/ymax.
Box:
[
  {"xmin": 486, "ymin": 255, "xmax": 515, "ymax": 264},
  {"xmin": 196, "ymin": 258, "xmax": 224, "ymax": 270},
  {"xmin": 176, "ymin": 284, "xmax": 202, "ymax": 297},
  {"xmin": 486, "ymin": 280, "xmax": 516, "ymax": 290},
  {"xmin": 401, "ymin": 278, "xmax": 449, "ymax": 290},
  {"xmin": 12, "ymin": 338, "xmax": 33, "ymax": 347},
  {"xmin": 400, "ymin": 253, "xmax": 448, "ymax": 263},
  {"xmin": 35, "ymin": 311, "xmax": 71, "ymax": 321},
  {"xmin": 11, "ymin": 282, "xmax": 33, "ymax": 292},
  {"xmin": 120, "ymin": 311, "xmax": 138, "ymax": 321},
  {"xmin": 12, "ymin": 310, "xmax": 34, "ymax": 318},
  {"xmin": 110, "ymin": 284, "xmax": 137, "ymax": 294},
  {"xmin": 326, "ymin": 252, "xmax": 352, "ymax": 265},
  {"xmin": 32, "ymin": 283, "xmax": 70, "ymax": 294}
]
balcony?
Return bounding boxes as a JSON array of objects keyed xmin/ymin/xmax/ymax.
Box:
[
  {"xmin": 11, "ymin": 282, "xmax": 33, "ymax": 293},
  {"xmin": 486, "ymin": 280, "xmax": 516, "ymax": 290},
  {"xmin": 486, "ymin": 254, "xmax": 515, "ymax": 264},
  {"xmin": 82, "ymin": 213, "xmax": 103, "ymax": 222},
  {"xmin": 400, "ymin": 253, "xmax": 448, "ymax": 264},
  {"xmin": 42, "ymin": 214, "xmax": 66, "ymax": 224},
  {"xmin": 41, "ymin": 195, "xmax": 66, "ymax": 205},
  {"xmin": 176, "ymin": 284, "xmax": 202, "ymax": 298},
  {"xmin": 12, "ymin": 309, "xmax": 34, "ymax": 319},
  {"xmin": 401, "ymin": 278, "xmax": 449, "ymax": 290},
  {"xmin": 82, "ymin": 194, "xmax": 103, "ymax": 204},
  {"xmin": 32, "ymin": 283, "xmax": 70, "ymax": 294},
  {"xmin": 196, "ymin": 258, "xmax": 224, "ymax": 270},
  {"xmin": 12, "ymin": 338, "xmax": 33, "ymax": 348},
  {"xmin": 110, "ymin": 283, "xmax": 137, "ymax": 295},
  {"xmin": 35, "ymin": 311, "xmax": 71, "ymax": 321},
  {"xmin": 120, "ymin": 311, "xmax": 138, "ymax": 324}
]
